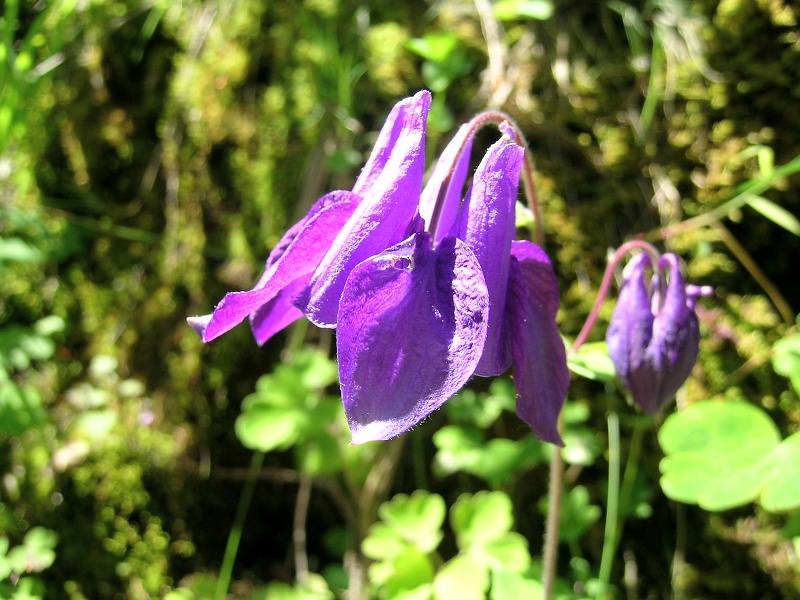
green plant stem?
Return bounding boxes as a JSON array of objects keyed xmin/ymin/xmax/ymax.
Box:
[
  {"xmin": 215, "ymin": 450, "xmax": 265, "ymax": 600},
  {"xmin": 542, "ymin": 446, "xmax": 564, "ymax": 600},
  {"xmin": 597, "ymin": 410, "xmax": 621, "ymax": 598},
  {"xmin": 655, "ymin": 152, "xmax": 800, "ymax": 241}
]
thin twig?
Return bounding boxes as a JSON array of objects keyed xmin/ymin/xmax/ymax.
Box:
[{"xmin": 710, "ymin": 222, "xmax": 794, "ymax": 325}]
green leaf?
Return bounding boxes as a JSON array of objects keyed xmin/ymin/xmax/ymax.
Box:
[
  {"xmin": 378, "ymin": 491, "xmax": 445, "ymax": 553},
  {"xmin": 745, "ymin": 195, "xmax": 800, "ymax": 237},
  {"xmin": 433, "ymin": 426, "xmax": 543, "ymax": 485},
  {"xmin": 451, "ymin": 492, "xmax": 513, "ymax": 547},
  {"xmin": 493, "ymin": 0, "xmax": 554, "ymax": 21},
  {"xmin": 362, "ymin": 523, "xmax": 407, "ymax": 561},
  {"xmin": 0, "ymin": 384, "xmax": 46, "ymax": 435},
  {"xmin": 383, "ymin": 548, "xmax": 436, "ymax": 598},
  {"xmin": 772, "ymin": 334, "xmax": 800, "ymax": 395},
  {"xmin": 433, "ymin": 555, "xmax": 488, "ymax": 600},
  {"xmin": 478, "ymin": 532, "xmax": 531, "ymax": 573},
  {"xmin": 235, "ymin": 406, "xmax": 306, "ymax": 452},
  {"xmin": 760, "ymin": 432, "xmax": 800, "ymax": 511},
  {"xmin": 658, "ymin": 401, "xmax": 781, "ymax": 510},
  {"xmin": 6, "ymin": 528, "xmax": 57, "ymax": 574},
  {"xmin": 539, "ymin": 485, "xmax": 601, "ymax": 542},
  {"xmin": 0, "ymin": 237, "xmax": 42, "ymax": 263},
  {"xmin": 567, "ymin": 342, "xmax": 616, "ymax": 382},
  {"xmin": 490, "ymin": 570, "xmax": 543, "ymax": 600},
  {"xmin": 406, "ymin": 34, "xmax": 459, "ymax": 64}
]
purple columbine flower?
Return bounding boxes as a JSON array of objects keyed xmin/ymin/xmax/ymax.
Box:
[
  {"xmin": 189, "ymin": 90, "xmax": 570, "ymax": 445},
  {"xmin": 606, "ymin": 252, "xmax": 709, "ymax": 414}
]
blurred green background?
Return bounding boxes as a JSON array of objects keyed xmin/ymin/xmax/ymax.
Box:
[{"xmin": 2, "ymin": 0, "xmax": 800, "ymax": 598}]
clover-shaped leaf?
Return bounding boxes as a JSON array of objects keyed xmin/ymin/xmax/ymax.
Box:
[
  {"xmin": 658, "ymin": 400, "xmax": 800, "ymax": 511},
  {"xmin": 433, "ymin": 426, "xmax": 544, "ymax": 486},
  {"xmin": 433, "ymin": 555, "xmax": 488, "ymax": 600},
  {"xmin": 451, "ymin": 492, "xmax": 513, "ymax": 548},
  {"xmin": 378, "ymin": 491, "xmax": 446, "ymax": 554}
]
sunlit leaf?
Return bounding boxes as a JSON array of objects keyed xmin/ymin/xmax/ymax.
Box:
[
  {"xmin": 451, "ymin": 492, "xmax": 513, "ymax": 547},
  {"xmin": 493, "ymin": 0, "xmax": 554, "ymax": 21},
  {"xmin": 567, "ymin": 342, "xmax": 616, "ymax": 382},
  {"xmin": 658, "ymin": 400, "xmax": 800, "ymax": 511},
  {"xmin": 433, "ymin": 555, "xmax": 488, "ymax": 600}
]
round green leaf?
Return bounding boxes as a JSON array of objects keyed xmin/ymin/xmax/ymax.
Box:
[
  {"xmin": 433, "ymin": 555, "xmax": 488, "ymax": 600},
  {"xmin": 761, "ymin": 432, "xmax": 800, "ymax": 511},
  {"xmin": 478, "ymin": 532, "xmax": 531, "ymax": 573},
  {"xmin": 378, "ymin": 491, "xmax": 445, "ymax": 553},
  {"xmin": 490, "ymin": 570, "xmax": 543, "ymax": 600},
  {"xmin": 451, "ymin": 492, "xmax": 513, "ymax": 547},
  {"xmin": 658, "ymin": 401, "xmax": 781, "ymax": 510},
  {"xmin": 384, "ymin": 548, "xmax": 435, "ymax": 598},
  {"xmin": 235, "ymin": 406, "xmax": 305, "ymax": 452}
]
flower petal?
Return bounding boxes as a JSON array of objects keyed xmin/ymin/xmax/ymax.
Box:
[
  {"xmin": 419, "ymin": 123, "xmax": 474, "ymax": 241},
  {"xmin": 337, "ymin": 232, "xmax": 489, "ymax": 444},
  {"xmin": 353, "ymin": 94, "xmax": 422, "ymax": 198},
  {"xmin": 297, "ymin": 90, "xmax": 431, "ymax": 328},
  {"xmin": 449, "ymin": 135, "xmax": 524, "ymax": 376},
  {"xmin": 506, "ymin": 241, "xmax": 569, "ymax": 445},
  {"xmin": 189, "ymin": 190, "xmax": 359, "ymax": 342},
  {"xmin": 606, "ymin": 253, "xmax": 654, "ymax": 391},
  {"xmin": 643, "ymin": 254, "xmax": 699, "ymax": 412},
  {"xmin": 249, "ymin": 276, "xmax": 309, "ymax": 345}
]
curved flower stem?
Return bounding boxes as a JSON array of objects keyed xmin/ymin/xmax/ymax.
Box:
[
  {"xmin": 215, "ymin": 450, "xmax": 266, "ymax": 600},
  {"xmin": 429, "ymin": 110, "xmax": 544, "ymax": 246},
  {"xmin": 570, "ymin": 240, "xmax": 661, "ymax": 353}
]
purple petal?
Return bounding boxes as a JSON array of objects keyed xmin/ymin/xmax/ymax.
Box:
[
  {"xmin": 606, "ymin": 253, "xmax": 655, "ymax": 391},
  {"xmin": 449, "ymin": 136, "xmax": 524, "ymax": 376},
  {"xmin": 337, "ymin": 233, "xmax": 489, "ymax": 444},
  {"xmin": 249, "ymin": 276, "xmax": 309, "ymax": 345},
  {"xmin": 353, "ymin": 94, "xmax": 423, "ymax": 198},
  {"xmin": 189, "ymin": 190, "xmax": 359, "ymax": 342},
  {"xmin": 297, "ymin": 90, "xmax": 431, "ymax": 328},
  {"xmin": 643, "ymin": 254, "xmax": 699, "ymax": 411},
  {"xmin": 419, "ymin": 123, "xmax": 475, "ymax": 241},
  {"xmin": 506, "ymin": 241, "xmax": 569, "ymax": 445}
]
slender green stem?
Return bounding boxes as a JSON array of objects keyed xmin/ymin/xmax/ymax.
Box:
[
  {"xmin": 597, "ymin": 411, "xmax": 621, "ymax": 597},
  {"xmin": 215, "ymin": 450, "xmax": 266, "ymax": 600},
  {"xmin": 542, "ymin": 446, "xmax": 564, "ymax": 600}
]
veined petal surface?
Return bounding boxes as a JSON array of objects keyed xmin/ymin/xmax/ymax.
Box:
[
  {"xmin": 642, "ymin": 254, "xmax": 699, "ymax": 413},
  {"xmin": 419, "ymin": 123, "xmax": 474, "ymax": 241},
  {"xmin": 298, "ymin": 90, "xmax": 431, "ymax": 328},
  {"xmin": 449, "ymin": 135, "xmax": 523, "ymax": 376},
  {"xmin": 606, "ymin": 253, "xmax": 655, "ymax": 390},
  {"xmin": 190, "ymin": 190, "xmax": 359, "ymax": 342},
  {"xmin": 337, "ymin": 233, "xmax": 489, "ymax": 444},
  {"xmin": 505, "ymin": 241, "xmax": 569, "ymax": 445}
]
